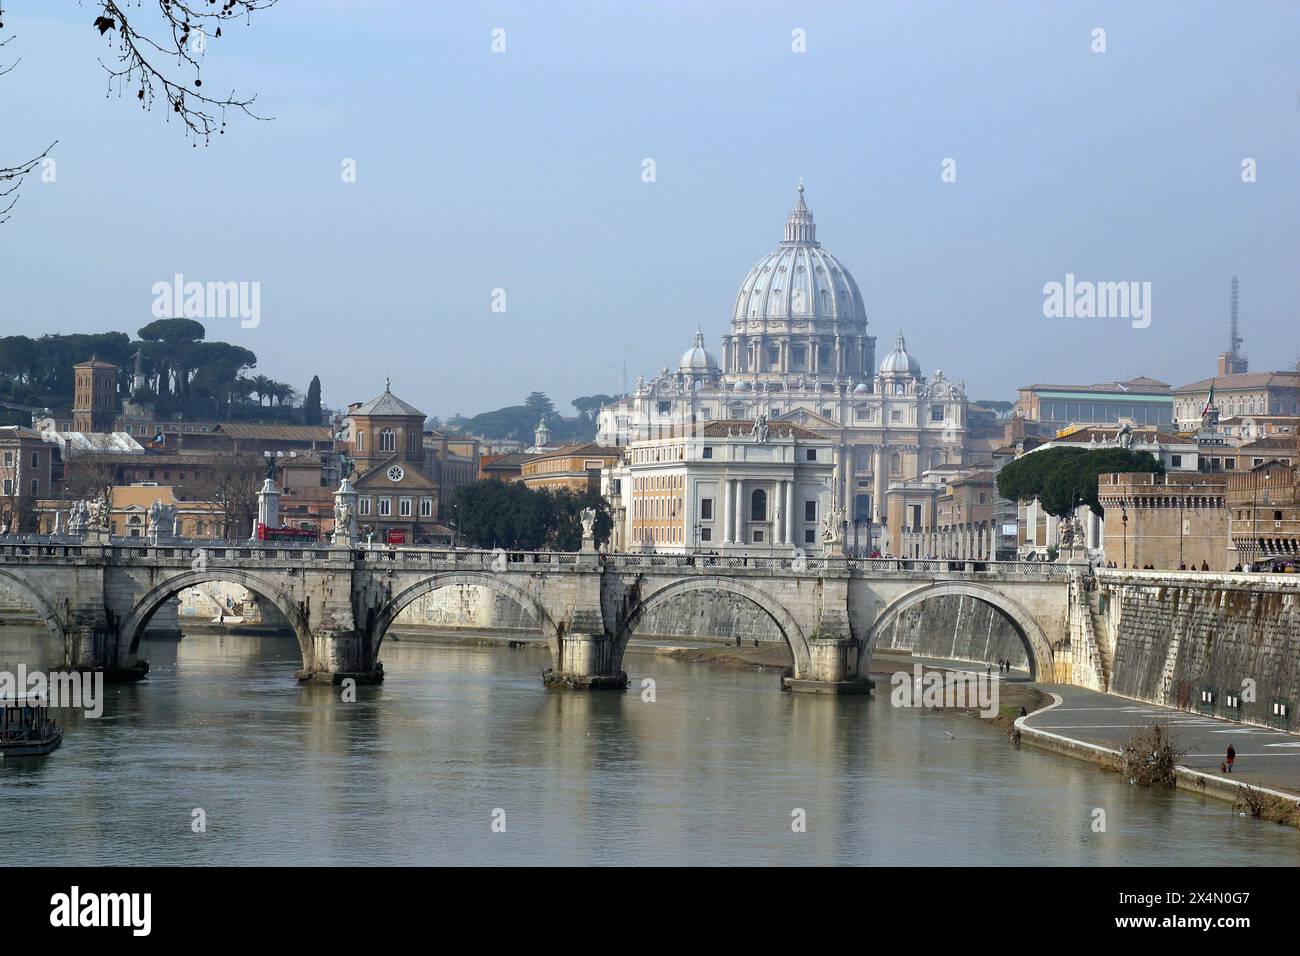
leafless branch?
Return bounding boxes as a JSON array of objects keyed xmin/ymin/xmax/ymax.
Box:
[
  {"xmin": 0, "ymin": 140, "xmax": 56, "ymax": 224},
  {"xmin": 94, "ymin": 0, "xmax": 278, "ymax": 142}
]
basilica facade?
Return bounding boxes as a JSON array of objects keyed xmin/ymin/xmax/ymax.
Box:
[{"xmin": 596, "ymin": 185, "xmax": 970, "ymax": 545}]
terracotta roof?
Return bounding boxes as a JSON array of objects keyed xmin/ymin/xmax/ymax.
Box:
[
  {"xmin": 527, "ymin": 443, "xmax": 622, "ymax": 460},
  {"xmin": 74, "ymin": 358, "xmax": 119, "ymax": 369},
  {"xmin": 1174, "ymin": 371, "xmax": 1300, "ymax": 394},
  {"xmin": 214, "ymin": 423, "xmax": 335, "ymax": 442}
]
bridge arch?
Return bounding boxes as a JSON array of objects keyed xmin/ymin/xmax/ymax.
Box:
[
  {"xmin": 860, "ymin": 581, "xmax": 1054, "ymax": 680},
  {"xmin": 617, "ymin": 576, "xmax": 811, "ymax": 678},
  {"xmin": 0, "ymin": 567, "xmax": 68, "ymax": 647},
  {"xmin": 372, "ymin": 572, "xmax": 561, "ymax": 662},
  {"xmin": 121, "ymin": 568, "xmax": 314, "ymax": 666}
]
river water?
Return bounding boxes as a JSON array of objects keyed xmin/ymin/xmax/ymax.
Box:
[{"xmin": 1, "ymin": 624, "xmax": 1297, "ymax": 866}]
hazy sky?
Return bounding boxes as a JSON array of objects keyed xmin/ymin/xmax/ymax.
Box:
[{"xmin": 4, "ymin": 1, "xmax": 1298, "ymax": 419}]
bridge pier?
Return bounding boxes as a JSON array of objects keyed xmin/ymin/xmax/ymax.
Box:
[
  {"xmin": 296, "ymin": 628, "xmax": 385, "ymax": 685},
  {"xmin": 542, "ymin": 630, "xmax": 629, "ymax": 690},
  {"xmin": 783, "ymin": 638, "xmax": 874, "ymax": 695},
  {"xmin": 67, "ymin": 623, "xmax": 150, "ymax": 682}
]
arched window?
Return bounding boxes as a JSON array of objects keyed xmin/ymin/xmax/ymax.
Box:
[
  {"xmin": 890, "ymin": 452, "xmax": 901, "ymax": 475},
  {"xmin": 751, "ymin": 489, "xmax": 767, "ymax": 521},
  {"xmin": 356, "ymin": 430, "xmax": 365, "ymax": 452},
  {"xmin": 380, "ymin": 428, "xmax": 395, "ymax": 452}
]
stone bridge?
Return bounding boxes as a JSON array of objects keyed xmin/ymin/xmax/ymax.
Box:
[{"xmin": 0, "ymin": 538, "xmax": 1076, "ymax": 693}]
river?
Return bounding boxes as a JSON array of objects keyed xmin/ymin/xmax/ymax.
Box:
[{"xmin": 1, "ymin": 624, "xmax": 1297, "ymax": 865}]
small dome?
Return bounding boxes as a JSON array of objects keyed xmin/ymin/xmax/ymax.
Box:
[
  {"xmin": 853, "ymin": 382, "xmax": 870, "ymax": 395},
  {"xmin": 679, "ymin": 331, "xmax": 719, "ymax": 374},
  {"xmin": 879, "ymin": 331, "xmax": 921, "ymax": 376}
]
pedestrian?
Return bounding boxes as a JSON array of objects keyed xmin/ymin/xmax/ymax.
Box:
[
  {"xmin": 1019, "ymin": 705, "xmax": 1027, "ymax": 717},
  {"xmin": 1226, "ymin": 744, "xmax": 1236, "ymax": 773}
]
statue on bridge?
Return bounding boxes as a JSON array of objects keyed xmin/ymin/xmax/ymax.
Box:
[
  {"xmin": 67, "ymin": 500, "xmax": 90, "ymax": 536},
  {"xmin": 332, "ymin": 478, "xmax": 358, "ymax": 547},
  {"xmin": 148, "ymin": 500, "xmax": 178, "ymax": 541},
  {"xmin": 89, "ymin": 493, "xmax": 110, "ymax": 532}
]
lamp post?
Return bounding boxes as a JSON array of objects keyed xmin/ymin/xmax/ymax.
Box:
[{"xmin": 1120, "ymin": 499, "xmax": 1129, "ymax": 568}]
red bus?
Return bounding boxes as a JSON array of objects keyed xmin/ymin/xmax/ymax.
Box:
[{"xmin": 255, "ymin": 522, "xmax": 320, "ymax": 543}]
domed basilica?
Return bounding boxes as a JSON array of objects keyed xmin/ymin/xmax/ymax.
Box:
[{"xmin": 597, "ymin": 185, "xmax": 969, "ymax": 533}]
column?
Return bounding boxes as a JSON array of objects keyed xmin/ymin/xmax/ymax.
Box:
[
  {"xmin": 872, "ymin": 446, "xmax": 886, "ymax": 523},
  {"xmin": 735, "ymin": 480, "xmax": 746, "ymax": 545},
  {"xmin": 785, "ymin": 480, "xmax": 795, "ymax": 547},
  {"xmin": 773, "ymin": 481, "xmax": 785, "ymax": 545},
  {"xmin": 722, "ymin": 479, "xmax": 733, "ymax": 544}
]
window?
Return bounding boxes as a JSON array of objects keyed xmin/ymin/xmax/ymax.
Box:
[
  {"xmin": 805, "ymin": 500, "xmax": 816, "ymax": 522},
  {"xmin": 931, "ymin": 405, "xmax": 945, "ymax": 423},
  {"xmin": 420, "ymin": 497, "xmax": 433, "ymax": 517},
  {"xmin": 380, "ymin": 429, "xmax": 395, "ymax": 452},
  {"xmin": 356, "ymin": 431, "xmax": 365, "ymax": 452},
  {"xmin": 657, "ymin": 401, "xmax": 672, "ymax": 415},
  {"xmin": 805, "ymin": 529, "xmax": 815, "ymax": 544},
  {"xmin": 752, "ymin": 530, "xmax": 764, "ymax": 543},
  {"xmin": 751, "ymin": 488, "xmax": 767, "ymax": 521},
  {"xmin": 1171, "ymin": 455, "xmax": 1182, "ymax": 468},
  {"xmin": 30, "ymin": 478, "xmax": 38, "ymax": 495},
  {"xmin": 2, "ymin": 451, "xmax": 11, "ymax": 466},
  {"xmin": 30, "ymin": 452, "xmax": 38, "ymax": 468},
  {"xmin": 702, "ymin": 446, "xmax": 713, "ymax": 459},
  {"xmin": 2, "ymin": 479, "xmax": 10, "ymax": 495},
  {"xmin": 399, "ymin": 497, "xmax": 412, "ymax": 517},
  {"xmin": 700, "ymin": 528, "xmax": 712, "ymax": 542},
  {"xmin": 806, "ymin": 448, "xmax": 817, "ymax": 461},
  {"xmin": 379, "ymin": 497, "xmax": 391, "ymax": 517},
  {"xmin": 891, "ymin": 409, "xmax": 903, "ymax": 422},
  {"xmin": 700, "ymin": 498, "xmax": 713, "ymax": 520}
]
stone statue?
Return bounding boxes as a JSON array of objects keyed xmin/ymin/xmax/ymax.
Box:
[
  {"xmin": 1116, "ymin": 421, "xmax": 1134, "ymax": 449},
  {"xmin": 68, "ymin": 500, "xmax": 89, "ymax": 536},
  {"xmin": 580, "ymin": 507, "xmax": 596, "ymax": 541},
  {"xmin": 335, "ymin": 499, "xmax": 353, "ymax": 533},
  {"xmin": 89, "ymin": 493, "xmax": 110, "ymax": 531},
  {"xmin": 147, "ymin": 500, "xmax": 164, "ymax": 537},
  {"xmin": 750, "ymin": 414, "xmax": 770, "ymax": 444},
  {"xmin": 821, "ymin": 505, "xmax": 845, "ymax": 543}
]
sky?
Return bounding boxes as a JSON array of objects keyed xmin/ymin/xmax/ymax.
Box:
[{"xmin": 3, "ymin": 1, "xmax": 1298, "ymax": 419}]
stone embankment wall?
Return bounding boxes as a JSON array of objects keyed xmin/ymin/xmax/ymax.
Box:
[
  {"xmin": 872, "ymin": 594, "xmax": 1028, "ymax": 668},
  {"xmin": 630, "ymin": 589, "xmax": 785, "ymax": 644},
  {"xmin": 390, "ymin": 584, "xmax": 540, "ymax": 633},
  {"xmin": 1097, "ymin": 571, "xmax": 1300, "ymax": 732}
]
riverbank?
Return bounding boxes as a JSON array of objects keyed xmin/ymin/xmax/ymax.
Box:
[{"xmin": 1017, "ymin": 687, "xmax": 1300, "ymax": 829}]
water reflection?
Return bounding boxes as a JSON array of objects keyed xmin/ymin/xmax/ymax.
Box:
[{"xmin": 0, "ymin": 625, "xmax": 1296, "ymax": 865}]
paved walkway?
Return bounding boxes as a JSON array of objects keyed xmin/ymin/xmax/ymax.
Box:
[
  {"xmin": 1025, "ymin": 683, "xmax": 1300, "ymax": 796},
  {"xmin": 902, "ymin": 655, "xmax": 1300, "ymax": 797}
]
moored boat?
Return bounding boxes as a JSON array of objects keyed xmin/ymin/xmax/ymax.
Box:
[{"xmin": 0, "ymin": 695, "xmax": 63, "ymax": 758}]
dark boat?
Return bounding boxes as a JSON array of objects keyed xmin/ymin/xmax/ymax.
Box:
[{"xmin": 0, "ymin": 695, "xmax": 63, "ymax": 758}]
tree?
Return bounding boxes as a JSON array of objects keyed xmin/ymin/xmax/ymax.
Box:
[
  {"xmin": 571, "ymin": 394, "xmax": 616, "ymax": 423},
  {"xmin": 303, "ymin": 376, "xmax": 322, "ymax": 425},
  {"xmin": 138, "ymin": 318, "xmax": 205, "ymax": 402},
  {"xmin": 524, "ymin": 392, "xmax": 556, "ymax": 421},
  {"xmin": 209, "ymin": 453, "xmax": 265, "ymax": 539},
  {"xmin": 448, "ymin": 480, "xmax": 611, "ymax": 551},
  {"xmin": 2, "ymin": 2, "xmax": 277, "ymax": 222},
  {"xmin": 997, "ymin": 445, "xmax": 1164, "ymax": 518}
]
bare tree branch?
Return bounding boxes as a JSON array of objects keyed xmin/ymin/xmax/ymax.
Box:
[{"xmin": 94, "ymin": 0, "xmax": 277, "ymax": 142}]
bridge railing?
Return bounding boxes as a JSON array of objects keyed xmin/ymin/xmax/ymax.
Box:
[{"xmin": 0, "ymin": 535, "xmax": 1073, "ymax": 577}]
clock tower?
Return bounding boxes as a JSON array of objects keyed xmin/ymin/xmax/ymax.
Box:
[{"xmin": 346, "ymin": 381, "xmax": 441, "ymax": 544}]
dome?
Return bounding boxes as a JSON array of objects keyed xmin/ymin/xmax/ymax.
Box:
[
  {"xmin": 730, "ymin": 184, "xmax": 867, "ymax": 331},
  {"xmin": 879, "ymin": 331, "xmax": 921, "ymax": 376},
  {"xmin": 853, "ymin": 382, "xmax": 870, "ymax": 395},
  {"xmin": 679, "ymin": 331, "xmax": 719, "ymax": 374}
]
